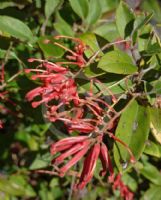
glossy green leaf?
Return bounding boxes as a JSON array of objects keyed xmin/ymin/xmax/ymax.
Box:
[
  {"xmin": 45, "ymin": 0, "xmax": 62, "ymax": 18},
  {"xmin": 54, "ymin": 13, "xmax": 74, "ymax": 36},
  {"xmin": 83, "ymin": 64, "xmax": 105, "ymax": 78},
  {"xmin": 132, "ymin": 13, "xmax": 153, "ymax": 44},
  {"xmin": 86, "ymin": 0, "xmax": 102, "ymax": 25},
  {"xmin": 94, "ymin": 22, "xmax": 119, "ymax": 42},
  {"xmin": 38, "ymin": 36, "xmax": 64, "ymax": 58},
  {"xmin": 116, "ymin": 2, "xmax": 135, "ymax": 38},
  {"xmin": 138, "ymin": 24, "xmax": 152, "ymax": 52},
  {"xmin": 140, "ymin": 162, "xmax": 161, "ymax": 186},
  {"xmin": 144, "ymin": 140, "xmax": 161, "ymax": 158},
  {"xmin": 98, "ymin": 49, "xmax": 137, "ymax": 74},
  {"xmin": 80, "ymin": 33, "xmax": 102, "ymax": 58},
  {"xmin": 29, "ymin": 153, "xmax": 52, "ymax": 170},
  {"xmin": 149, "ymin": 107, "xmax": 161, "ymax": 144},
  {"xmin": 134, "ymin": 13, "xmax": 153, "ymax": 31},
  {"xmin": 122, "ymin": 173, "xmax": 137, "ymax": 192},
  {"xmin": 141, "ymin": 185, "xmax": 161, "ymax": 200},
  {"xmin": 114, "ymin": 100, "xmax": 150, "ymax": 172},
  {"xmin": 69, "ymin": 0, "xmax": 89, "ymax": 20},
  {"xmin": 0, "ymin": 15, "xmax": 33, "ymax": 41},
  {"xmin": 146, "ymin": 43, "xmax": 161, "ymax": 55}
]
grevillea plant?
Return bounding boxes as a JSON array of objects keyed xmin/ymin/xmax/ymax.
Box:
[{"xmin": 25, "ymin": 35, "xmax": 138, "ymax": 199}]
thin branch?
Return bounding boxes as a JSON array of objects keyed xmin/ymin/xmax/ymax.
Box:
[
  {"xmin": 86, "ymin": 39, "xmax": 131, "ymax": 66},
  {"xmin": 0, "ymin": 70, "xmax": 23, "ymax": 91}
]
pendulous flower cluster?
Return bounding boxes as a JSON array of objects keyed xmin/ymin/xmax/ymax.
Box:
[{"xmin": 26, "ymin": 36, "xmax": 134, "ymax": 199}]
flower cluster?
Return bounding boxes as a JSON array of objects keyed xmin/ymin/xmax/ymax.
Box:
[
  {"xmin": 26, "ymin": 36, "xmax": 134, "ymax": 199},
  {"xmin": 25, "ymin": 59, "xmax": 79, "ymax": 109},
  {"xmin": 50, "ymin": 134, "xmax": 114, "ymax": 189}
]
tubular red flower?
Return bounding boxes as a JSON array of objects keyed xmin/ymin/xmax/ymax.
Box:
[
  {"xmin": 76, "ymin": 143, "xmax": 100, "ymax": 189},
  {"xmin": 74, "ymin": 107, "xmax": 84, "ymax": 119},
  {"xmin": 59, "ymin": 144, "xmax": 89, "ymax": 176},
  {"xmin": 52, "ymin": 141, "xmax": 90, "ymax": 165},
  {"xmin": 99, "ymin": 142, "xmax": 109, "ymax": 176},
  {"xmin": 113, "ymin": 174, "xmax": 134, "ymax": 200},
  {"xmin": 67, "ymin": 122, "xmax": 95, "ymax": 133},
  {"xmin": 26, "ymin": 87, "xmax": 44, "ymax": 101},
  {"xmin": 50, "ymin": 136, "xmax": 88, "ymax": 155},
  {"xmin": 43, "ymin": 62, "xmax": 67, "ymax": 73},
  {"xmin": 54, "ymin": 35, "xmax": 87, "ymax": 68},
  {"xmin": 50, "ymin": 143, "xmax": 73, "ymax": 154},
  {"xmin": 25, "ymin": 64, "xmax": 79, "ymax": 108}
]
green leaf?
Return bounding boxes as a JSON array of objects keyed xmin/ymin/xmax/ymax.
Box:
[
  {"xmin": 151, "ymin": 78, "xmax": 161, "ymax": 95},
  {"xmin": 45, "ymin": 0, "xmax": 62, "ymax": 19},
  {"xmin": 69, "ymin": 0, "xmax": 89, "ymax": 20},
  {"xmin": 0, "ymin": 177, "xmax": 25, "ymax": 196},
  {"xmin": 0, "ymin": 49, "xmax": 19, "ymax": 60},
  {"xmin": 98, "ymin": 49, "xmax": 137, "ymax": 74},
  {"xmin": 95, "ymin": 78, "xmax": 132, "ymax": 95},
  {"xmin": 138, "ymin": 24, "xmax": 152, "ymax": 52},
  {"xmin": 144, "ymin": 140, "xmax": 161, "ymax": 158},
  {"xmin": 99, "ymin": 0, "xmax": 119, "ymax": 13},
  {"xmin": 80, "ymin": 33, "xmax": 102, "ymax": 58},
  {"xmin": 116, "ymin": 2, "xmax": 135, "ymax": 38},
  {"xmin": 114, "ymin": 100, "xmax": 150, "ymax": 172},
  {"xmin": 0, "ymin": 15, "xmax": 33, "ymax": 41},
  {"xmin": 86, "ymin": 0, "xmax": 102, "ymax": 25},
  {"xmin": 140, "ymin": 162, "xmax": 161, "ymax": 186},
  {"xmin": 0, "ymin": 2, "xmax": 18, "ymax": 9},
  {"xmin": 132, "ymin": 13, "xmax": 153, "ymax": 44},
  {"xmin": 38, "ymin": 36, "xmax": 64, "ymax": 58},
  {"xmin": 149, "ymin": 107, "xmax": 161, "ymax": 144},
  {"xmin": 122, "ymin": 173, "xmax": 137, "ymax": 192},
  {"xmin": 141, "ymin": 185, "xmax": 161, "ymax": 200},
  {"xmin": 29, "ymin": 153, "xmax": 52, "ymax": 170},
  {"xmin": 0, "ymin": 175, "xmax": 36, "ymax": 197},
  {"xmin": 9, "ymin": 175, "xmax": 36, "ymax": 197},
  {"xmin": 94, "ymin": 22, "xmax": 119, "ymax": 42},
  {"xmin": 146, "ymin": 43, "xmax": 161, "ymax": 55},
  {"xmin": 79, "ymin": 76, "xmax": 132, "ymax": 95},
  {"xmin": 54, "ymin": 12, "xmax": 74, "ymax": 36},
  {"xmin": 141, "ymin": 0, "xmax": 161, "ymax": 22},
  {"xmin": 83, "ymin": 64, "xmax": 105, "ymax": 78}
]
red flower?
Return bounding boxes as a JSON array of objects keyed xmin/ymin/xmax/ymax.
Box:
[
  {"xmin": 113, "ymin": 173, "xmax": 134, "ymax": 200},
  {"xmin": 26, "ymin": 36, "xmax": 136, "ymax": 199},
  {"xmin": 50, "ymin": 136, "xmax": 89, "ymax": 155},
  {"xmin": 50, "ymin": 134, "xmax": 118, "ymax": 190},
  {"xmin": 99, "ymin": 142, "xmax": 113, "ymax": 177},
  {"xmin": 67, "ymin": 121, "xmax": 96, "ymax": 134},
  {"xmin": 51, "ymin": 136, "xmax": 92, "ymax": 177},
  {"xmin": 25, "ymin": 59, "xmax": 80, "ymax": 108},
  {"xmin": 76, "ymin": 142, "xmax": 100, "ymax": 189},
  {"xmin": 54, "ymin": 35, "xmax": 87, "ymax": 67}
]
